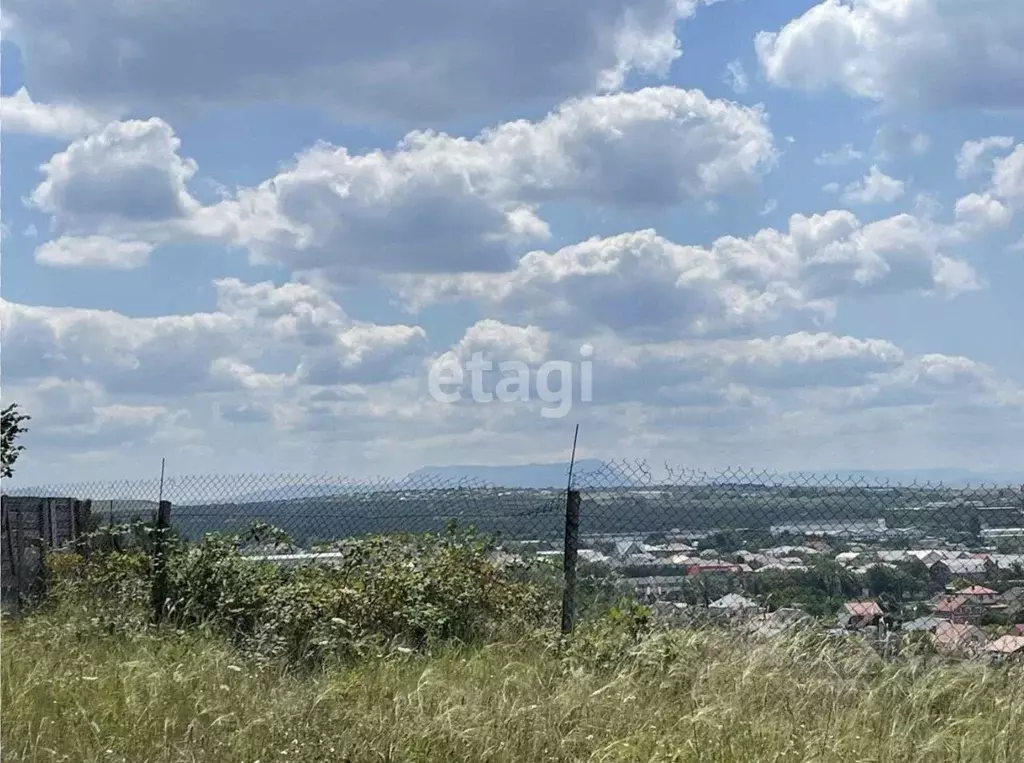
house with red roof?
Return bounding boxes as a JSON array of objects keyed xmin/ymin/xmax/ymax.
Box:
[
  {"xmin": 958, "ymin": 585, "xmax": 999, "ymax": 604},
  {"xmin": 933, "ymin": 622, "xmax": 989, "ymax": 657},
  {"xmin": 836, "ymin": 600, "xmax": 883, "ymax": 629},
  {"xmin": 932, "ymin": 595, "xmax": 973, "ymax": 624},
  {"xmin": 985, "ymin": 635, "xmax": 1024, "ymax": 660}
]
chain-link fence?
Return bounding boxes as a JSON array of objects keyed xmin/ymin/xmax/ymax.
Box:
[
  {"xmin": 4, "ymin": 461, "xmax": 1023, "ymax": 652},
  {"xmin": 570, "ymin": 462, "xmax": 1024, "ymax": 641},
  {"xmin": 6, "ymin": 471, "xmax": 568, "ymax": 547}
]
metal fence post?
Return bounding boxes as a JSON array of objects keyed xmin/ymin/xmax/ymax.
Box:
[
  {"xmin": 74, "ymin": 500, "xmax": 93, "ymax": 559},
  {"xmin": 150, "ymin": 500, "xmax": 172, "ymax": 624},
  {"xmin": 2, "ymin": 501, "xmax": 21, "ymax": 610},
  {"xmin": 561, "ymin": 489, "xmax": 581, "ymax": 634},
  {"xmin": 34, "ymin": 499, "xmax": 51, "ymax": 600}
]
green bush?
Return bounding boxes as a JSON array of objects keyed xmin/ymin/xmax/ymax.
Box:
[
  {"xmin": 48, "ymin": 549, "xmax": 151, "ymax": 612},
  {"xmin": 48, "ymin": 523, "xmax": 553, "ymax": 668},
  {"xmin": 561, "ymin": 597, "xmax": 654, "ymax": 672}
]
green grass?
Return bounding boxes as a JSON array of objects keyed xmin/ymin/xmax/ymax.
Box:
[{"xmin": 4, "ymin": 607, "xmax": 1023, "ymax": 763}]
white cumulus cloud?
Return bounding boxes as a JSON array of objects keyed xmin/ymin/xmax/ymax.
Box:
[
  {"xmin": 34, "ymin": 235, "xmax": 154, "ymax": 269},
  {"xmin": 0, "ymin": 279, "xmax": 428, "ymax": 396},
  {"xmin": 841, "ymin": 165, "xmax": 905, "ymax": 205},
  {"xmin": 956, "ymin": 136, "xmax": 1015, "ymax": 180},
  {"xmin": 756, "ymin": 0, "xmax": 1024, "ymax": 110},
  {"xmin": 0, "ymin": 87, "xmax": 108, "ymax": 138},
  {"xmin": 28, "ymin": 119, "xmax": 200, "ymax": 233},
  {"xmin": 401, "ymin": 210, "xmax": 978, "ymax": 340},
  {"xmin": 34, "ymin": 88, "xmax": 774, "ymax": 278}
]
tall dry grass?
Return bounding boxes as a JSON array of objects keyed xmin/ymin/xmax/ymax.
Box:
[{"xmin": 4, "ymin": 606, "xmax": 1023, "ymax": 763}]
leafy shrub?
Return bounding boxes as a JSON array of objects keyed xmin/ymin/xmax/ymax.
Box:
[
  {"xmin": 45, "ymin": 548, "xmax": 152, "ymax": 633},
  {"xmin": 561, "ymin": 597, "xmax": 654, "ymax": 672},
  {"xmin": 49, "ymin": 522, "xmax": 553, "ymax": 668},
  {"xmin": 48, "ymin": 549, "xmax": 150, "ymax": 606}
]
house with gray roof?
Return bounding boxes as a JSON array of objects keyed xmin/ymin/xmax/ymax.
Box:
[{"xmin": 708, "ymin": 593, "xmax": 761, "ymax": 618}]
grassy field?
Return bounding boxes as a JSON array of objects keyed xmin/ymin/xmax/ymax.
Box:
[
  {"xmin": 4, "ymin": 535, "xmax": 1023, "ymax": 762},
  {"xmin": 4, "ymin": 606, "xmax": 1024, "ymax": 763}
]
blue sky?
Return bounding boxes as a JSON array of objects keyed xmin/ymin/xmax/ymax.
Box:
[{"xmin": 1, "ymin": 0, "xmax": 1023, "ymax": 486}]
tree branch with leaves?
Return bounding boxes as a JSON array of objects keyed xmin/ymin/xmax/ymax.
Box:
[{"xmin": 1, "ymin": 403, "xmax": 30, "ymax": 479}]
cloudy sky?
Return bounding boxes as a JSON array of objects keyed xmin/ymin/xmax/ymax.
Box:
[{"xmin": 2, "ymin": 0, "xmax": 1023, "ymax": 486}]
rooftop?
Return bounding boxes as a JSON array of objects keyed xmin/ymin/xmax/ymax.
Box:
[
  {"xmin": 843, "ymin": 601, "xmax": 883, "ymax": 617},
  {"xmin": 934, "ymin": 595, "xmax": 969, "ymax": 613},
  {"xmin": 985, "ymin": 636, "xmax": 1024, "ymax": 655},
  {"xmin": 710, "ymin": 593, "xmax": 759, "ymax": 611},
  {"xmin": 934, "ymin": 622, "xmax": 987, "ymax": 646},
  {"xmin": 902, "ymin": 616, "xmax": 949, "ymax": 632},
  {"xmin": 960, "ymin": 586, "xmax": 998, "ymax": 596}
]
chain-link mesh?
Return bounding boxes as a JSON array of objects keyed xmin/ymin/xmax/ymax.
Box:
[
  {"xmin": 570, "ymin": 460, "xmax": 1024, "ymax": 547},
  {"xmin": 3, "ymin": 471, "xmax": 568, "ymax": 550},
  {"xmin": 569, "ymin": 461, "xmax": 1024, "ymax": 637},
  {"xmin": 5, "ymin": 462, "xmax": 1024, "ymax": 640}
]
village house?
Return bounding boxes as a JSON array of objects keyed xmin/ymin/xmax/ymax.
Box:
[
  {"xmin": 608, "ymin": 541, "xmax": 659, "ymax": 568},
  {"xmin": 756, "ymin": 562, "xmax": 809, "ymax": 573},
  {"xmin": 741, "ymin": 607, "xmax": 813, "ymax": 638},
  {"xmin": 932, "ymin": 595, "xmax": 975, "ymax": 624},
  {"xmin": 645, "ymin": 541, "xmax": 696, "ymax": 559},
  {"xmin": 933, "ymin": 622, "xmax": 989, "ymax": 657},
  {"xmin": 852, "ymin": 562, "xmax": 896, "ymax": 576},
  {"xmin": 906, "ymin": 549, "xmax": 950, "ymax": 567},
  {"xmin": 837, "ymin": 601, "xmax": 883, "ymax": 630},
  {"xmin": 958, "ymin": 585, "xmax": 1000, "ymax": 605},
  {"xmin": 577, "ymin": 549, "xmax": 612, "ymax": 565},
  {"xmin": 612, "ymin": 540, "xmax": 657, "ymax": 560},
  {"xmin": 930, "ymin": 558, "xmax": 994, "ymax": 585},
  {"xmin": 708, "ymin": 593, "xmax": 761, "ymax": 619},
  {"xmin": 732, "ymin": 550, "xmax": 771, "ymax": 567},
  {"xmin": 984, "ymin": 635, "xmax": 1024, "ymax": 660},
  {"xmin": 875, "ymin": 550, "xmax": 912, "ymax": 564},
  {"xmin": 686, "ymin": 561, "xmax": 745, "ymax": 577},
  {"xmin": 776, "ymin": 556, "xmax": 808, "ymax": 567},
  {"xmin": 901, "ymin": 616, "xmax": 949, "ymax": 633},
  {"xmin": 667, "ymin": 552, "xmax": 701, "ymax": 566},
  {"xmin": 763, "ymin": 545, "xmax": 820, "ymax": 558},
  {"xmin": 987, "ymin": 554, "xmax": 1024, "ymax": 573},
  {"xmin": 626, "ymin": 576, "xmax": 690, "ymax": 600}
]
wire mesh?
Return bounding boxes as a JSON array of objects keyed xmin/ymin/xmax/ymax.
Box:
[
  {"xmin": 568, "ymin": 461, "xmax": 1024, "ymax": 634},
  {"xmin": 5, "ymin": 462, "xmax": 1023, "ymax": 641},
  {"xmin": 3, "ymin": 471, "xmax": 568, "ymax": 551}
]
